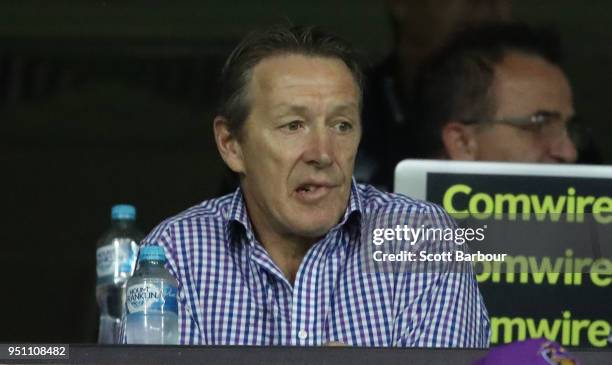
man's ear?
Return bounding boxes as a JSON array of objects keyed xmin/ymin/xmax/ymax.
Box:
[
  {"xmin": 213, "ymin": 116, "xmax": 245, "ymax": 174},
  {"xmin": 441, "ymin": 121, "xmax": 478, "ymax": 160}
]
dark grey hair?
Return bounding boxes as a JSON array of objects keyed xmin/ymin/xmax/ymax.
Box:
[{"xmin": 217, "ymin": 25, "xmax": 363, "ymax": 137}]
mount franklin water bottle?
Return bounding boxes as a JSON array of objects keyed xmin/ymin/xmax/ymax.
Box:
[
  {"xmin": 125, "ymin": 245, "xmax": 179, "ymax": 344},
  {"xmin": 96, "ymin": 204, "xmax": 143, "ymax": 344}
]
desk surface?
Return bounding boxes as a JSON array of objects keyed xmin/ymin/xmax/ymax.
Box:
[{"xmin": 2, "ymin": 345, "xmax": 610, "ymax": 365}]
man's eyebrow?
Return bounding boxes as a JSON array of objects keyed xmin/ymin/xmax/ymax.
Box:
[
  {"xmin": 329, "ymin": 103, "xmax": 359, "ymax": 115},
  {"xmin": 534, "ymin": 109, "xmax": 562, "ymax": 117},
  {"xmin": 534, "ymin": 109, "xmax": 575, "ymax": 121},
  {"xmin": 272, "ymin": 104, "xmax": 309, "ymax": 116},
  {"xmin": 271, "ymin": 103, "xmax": 359, "ymax": 117}
]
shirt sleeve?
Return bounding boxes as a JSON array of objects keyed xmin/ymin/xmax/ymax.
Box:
[
  {"xmin": 393, "ymin": 207, "xmax": 491, "ymax": 347},
  {"xmin": 394, "ymin": 270, "xmax": 491, "ymax": 347}
]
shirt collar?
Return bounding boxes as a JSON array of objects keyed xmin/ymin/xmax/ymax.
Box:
[
  {"xmin": 226, "ymin": 187, "xmax": 255, "ymax": 244},
  {"xmin": 226, "ymin": 178, "xmax": 364, "ymax": 245},
  {"xmin": 337, "ymin": 177, "xmax": 363, "ymax": 227}
]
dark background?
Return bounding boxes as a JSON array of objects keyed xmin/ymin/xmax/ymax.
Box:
[{"xmin": 0, "ymin": 1, "xmax": 611, "ymax": 342}]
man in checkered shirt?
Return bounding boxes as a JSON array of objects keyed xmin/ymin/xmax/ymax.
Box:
[{"xmin": 140, "ymin": 25, "xmax": 490, "ymax": 347}]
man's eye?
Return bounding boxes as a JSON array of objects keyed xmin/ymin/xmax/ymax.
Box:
[
  {"xmin": 335, "ymin": 121, "xmax": 353, "ymax": 133},
  {"xmin": 283, "ymin": 121, "xmax": 304, "ymax": 131}
]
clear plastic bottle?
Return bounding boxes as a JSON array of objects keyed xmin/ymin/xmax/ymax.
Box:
[
  {"xmin": 125, "ymin": 245, "xmax": 179, "ymax": 345},
  {"xmin": 96, "ymin": 204, "xmax": 143, "ymax": 344}
]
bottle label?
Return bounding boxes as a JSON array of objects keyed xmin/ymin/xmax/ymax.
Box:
[
  {"xmin": 96, "ymin": 239, "xmax": 139, "ymax": 282},
  {"xmin": 126, "ymin": 280, "xmax": 178, "ymax": 315}
]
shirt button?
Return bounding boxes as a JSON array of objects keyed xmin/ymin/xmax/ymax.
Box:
[{"xmin": 298, "ymin": 330, "xmax": 308, "ymax": 340}]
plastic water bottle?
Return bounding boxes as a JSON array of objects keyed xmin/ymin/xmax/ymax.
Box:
[
  {"xmin": 96, "ymin": 204, "xmax": 143, "ymax": 344},
  {"xmin": 125, "ymin": 245, "xmax": 179, "ymax": 344}
]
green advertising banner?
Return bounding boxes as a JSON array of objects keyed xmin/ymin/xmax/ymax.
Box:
[{"xmin": 425, "ymin": 172, "xmax": 611, "ymax": 348}]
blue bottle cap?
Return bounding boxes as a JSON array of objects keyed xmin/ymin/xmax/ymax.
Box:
[
  {"xmin": 138, "ymin": 245, "xmax": 166, "ymax": 263},
  {"xmin": 111, "ymin": 204, "xmax": 136, "ymax": 220}
]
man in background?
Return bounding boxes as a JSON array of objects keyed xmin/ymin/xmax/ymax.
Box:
[
  {"xmin": 417, "ymin": 22, "xmax": 579, "ymax": 162},
  {"xmin": 357, "ymin": 0, "xmax": 512, "ymax": 189}
]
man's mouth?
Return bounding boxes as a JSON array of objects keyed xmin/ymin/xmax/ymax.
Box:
[
  {"xmin": 294, "ymin": 183, "xmax": 335, "ymax": 202},
  {"xmin": 296, "ymin": 185, "xmax": 318, "ymax": 193}
]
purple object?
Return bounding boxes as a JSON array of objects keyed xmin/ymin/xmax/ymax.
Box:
[{"xmin": 473, "ymin": 339, "xmax": 581, "ymax": 365}]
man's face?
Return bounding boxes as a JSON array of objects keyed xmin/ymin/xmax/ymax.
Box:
[
  {"xmin": 470, "ymin": 52, "xmax": 577, "ymax": 163},
  {"xmin": 228, "ymin": 55, "xmax": 361, "ymax": 243}
]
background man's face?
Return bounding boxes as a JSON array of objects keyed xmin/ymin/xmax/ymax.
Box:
[
  {"xmin": 235, "ymin": 54, "xmax": 361, "ymax": 242},
  {"xmin": 471, "ymin": 52, "xmax": 577, "ymax": 163}
]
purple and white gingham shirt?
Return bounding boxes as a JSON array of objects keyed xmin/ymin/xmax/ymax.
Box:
[{"xmin": 142, "ymin": 181, "xmax": 490, "ymax": 347}]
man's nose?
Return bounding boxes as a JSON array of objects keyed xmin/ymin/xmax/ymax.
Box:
[
  {"xmin": 303, "ymin": 127, "xmax": 333, "ymax": 168},
  {"xmin": 549, "ymin": 132, "xmax": 578, "ymax": 163}
]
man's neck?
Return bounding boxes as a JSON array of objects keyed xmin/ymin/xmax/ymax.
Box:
[
  {"xmin": 258, "ymin": 234, "xmax": 315, "ymax": 284},
  {"xmin": 238, "ymin": 185, "xmax": 333, "ymax": 284}
]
